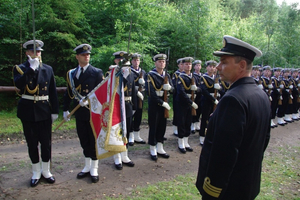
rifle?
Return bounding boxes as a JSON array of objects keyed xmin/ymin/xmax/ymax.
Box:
[
  {"xmin": 138, "ymin": 70, "xmax": 143, "ymax": 109},
  {"xmin": 278, "ymin": 79, "xmax": 283, "ymax": 106},
  {"xmin": 191, "ymin": 77, "xmax": 196, "ymax": 116},
  {"xmin": 288, "ymin": 80, "xmax": 293, "ymax": 104},
  {"xmin": 213, "ymin": 72, "xmax": 219, "ymax": 111},
  {"xmin": 163, "ymin": 48, "xmax": 170, "ymax": 118}
]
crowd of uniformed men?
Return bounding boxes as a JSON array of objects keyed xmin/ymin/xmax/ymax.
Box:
[{"xmin": 13, "ymin": 40, "xmax": 300, "ymax": 187}]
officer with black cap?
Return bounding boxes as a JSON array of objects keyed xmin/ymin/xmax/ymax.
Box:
[
  {"xmin": 63, "ymin": 44, "xmax": 104, "ymax": 183},
  {"xmin": 146, "ymin": 53, "xmax": 173, "ymax": 161},
  {"xmin": 196, "ymin": 35, "xmax": 270, "ymax": 200},
  {"xmin": 110, "ymin": 51, "xmax": 136, "ymax": 170},
  {"xmin": 13, "ymin": 39, "xmax": 59, "ymax": 187},
  {"xmin": 128, "ymin": 53, "xmax": 146, "ymax": 145}
]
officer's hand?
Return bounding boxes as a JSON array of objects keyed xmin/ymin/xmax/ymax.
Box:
[
  {"xmin": 279, "ymin": 84, "xmax": 284, "ymax": 89},
  {"xmin": 258, "ymin": 84, "xmax": 264, "ymax": 90},
  {"xmin": 214, "ymin": 99, "xmax": 219, "ymax": 105},
  {"xmin": 79, "ymin": 98, "xmax": 89, "ymax": 107},
  {"xmin": 63, "ymin": 111, "xmax": 70, "ymax": 121},
  {"xmin": 137, "ymin": 91, "xmax": 144, "ymax": 100},
  {"xmin": 214, "ymin": 83, "xmax": 221, "ymax": 90},
  {"xmin": 268, "ymin": 84, "xmax": 273, "ymax": 89},
  {"xmin": 27, "ymin": 55, "xmax": 39, "ymax": 71},
  {"xmin": 138, "ymin": 78, "xmax": 145, "ymax": 85},
  {"xmin": 51, "ymin": 114, "xmax": 58, "ymax": 123},
  {"xmin": 162, "ymin": 102, "xmax": 171, "ymax": 110},
  {"xmin": 289, "ymin": 85, "xmax": 293, "ymax": 89},
  {"xmin": 163, "ymin": 83, "xmax": 171, "ymax": 91},
  {"xmin": 190, "ymin": 84, "xmax": 197, "ymax": 91},
  {"xmin": 121, "ymin": 67, "xmax": 130, "ymax": 79},
  {"xmin": 191, "ymin": 102, "xmax": 198, "ymax": 109}
]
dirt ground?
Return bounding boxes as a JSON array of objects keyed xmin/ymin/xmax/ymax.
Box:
[{"xmin": 0, "ymin": 120, "xmax": 299, "ymax": 200}]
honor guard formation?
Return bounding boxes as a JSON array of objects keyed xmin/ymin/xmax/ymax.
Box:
[{"xmin": 13, "ymin": 36, "xmax": 299, "ymax": 199}]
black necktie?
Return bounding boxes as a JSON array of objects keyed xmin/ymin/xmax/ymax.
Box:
[{"xmin": 79, "ymin": 67, "xmax": 84, "ymax": 80}]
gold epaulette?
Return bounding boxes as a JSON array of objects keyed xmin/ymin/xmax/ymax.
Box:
[
  {"xmin": 178, "ymin": 76, "xmax": 191, "ymax": 90},
  {"xmin": 201, "ymin": 76, "xmax": 213, "ymax": 88},
  {"xmin": 15, "ymin": 65, "xmax": 24, "ymax": 75},
  {"xmin": 147, "ymin": 74, "xmax": 163, "ymax": 91},
  {"xmin": 203, "ymin": 177, "xmax": 222, "ymax": 198}
]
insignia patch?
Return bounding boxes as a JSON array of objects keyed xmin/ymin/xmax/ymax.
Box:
[{"xmin": 83, "ymin": 45, "xmax": 88, "ymax": 50}]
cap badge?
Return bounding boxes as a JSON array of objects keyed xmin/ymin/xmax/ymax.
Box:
[{"xmin": 83, "ymin": 45, "xmax": 88, "ymax": 50}]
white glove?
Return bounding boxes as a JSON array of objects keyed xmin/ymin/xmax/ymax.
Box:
[
  {"xmin": 214, "ymin": 99, "xmax": 219, "ymax": 105},
  {"xmin": 298, "ymin": 83, "xmax": 300, "ymax": 87},
  {"xmin": 121, "ymin": 67, "xmax": 130, "ymax": 79},
  {"xmin": 162, "ymin": 102, "xmax": 171, "ymax": 110},
  {"xmin": 63, "ymin": 111, "xmax": 70, "ymax": 121},
  {"xmin": 258, "ymin": 84, "xmax": 264, "ymax": 90},
  {"xmin": 79, "ymin": 98, "xmax": 89, "ymax": 107},
  {"xmin": 290, "ymin": 95, "xmax": 293, "ymax": 99},
  {"xmin": 269, "ymin": 96, "xmax": 273, "ymax": 101},
  {"xmin": 280, "ymin": 96, "xmax": 283, "ymax": 100},
  {"xmin": 27, "ymin": 55, "xmax": 39, "ymax": 71},
  {"xmin": 289, "ymin": 85, "xmax": 293, "ymax": 89},
  {"xmin": 191, "ymin": 102, "xmax": 198, "ymax": 109},
  {"xmin": 137, "ymin": 91, "xmax": 144, "ymax": 100},
  {"xmin": 163, "ymin": 83, "xmax": 171, "ymax": 91},
  {"xmin": 268, "ymin": 84, "xmax": 273, "ymax": 89},
  {"xmin": 277, "ymin": 89, "xmax": 280, "ymax": 92},
  {"xmin": 279, "ymin": 84, "xmax": 284, "ymax": 89},
  {"xmin": 132, "ymin": 110, "xmax": 136, "ymax": 115},
  {"xmin": 190, "ymin": 84, "xmax": 197, "ymax": 91},
  {"xmin": 214, "ymin": 83, "xmax": 221, "ymax": 90},
  {"xmin": 138, "ymin": 78, "xmax": 145, "ymax": 85},
  {"xmin": 51, "ymin": 114, "xmax": 58, "ymax": 123}
]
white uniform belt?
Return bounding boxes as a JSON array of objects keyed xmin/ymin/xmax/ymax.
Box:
[
  {"xmin": 124, "ymin": 96, "xmax": 132, "ymax": 101},
  {"xmin": 22, "ymin": 94, "xmax": 49, "ymax": 101},
  {"xmin": 187, "ymin": 94, "xmax": 196, "ymax": 98},
  {"xmin": 155, "ymin": 91, "xmax": 164, "ymax": 97}
]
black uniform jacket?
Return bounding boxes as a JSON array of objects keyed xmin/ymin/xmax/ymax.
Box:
[
  {"xmin": 175, "ymin": 72, "xmax": 194, "ymax": 107},
  {"xmin": 123, "ymin": 70, "xmax": 137, "ymax": 118},
  {"xmin": 196, "ymin": 77, "xmax": 271, "ymax": 200},
  {"xmin": 14, "ymin": 61, "xmax": 59, "ymax": 122},
  {"xmin": 63, "ymin": 65, "xmax": 103, "ymax": 121},
  {"xmin": 200, "ymin": 74, "xmax": 216, "ymax": 103},
  {"xmin": 146, "ymin": 68, "xmax": 172, "ymax": 107}
]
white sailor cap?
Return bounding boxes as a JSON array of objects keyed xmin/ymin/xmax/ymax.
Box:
[
  {"xmin": 193, "ymin": 60, "xmax": 202, "ymax": 65},
  {"xmin": 205, "ymin": 60, "xmax": 218, "ymax": 67},
  {"xmin": 113, "ymin": 51, "xmax": 128, "ymax": 59},
  {"xmin": 73, "ymin": 44, "xmax": 92, "ymax": 54},
  {"xmin": 131, "ymin": 53, "xmax": 141, "ymax": 59},
  {"xmin": 181, "ymin": 57, "xmax": 194, "ymax": 63},
  {"xmin": 153, "ymin": 53, "xmax": 167, "ymax": 62},
  {"xmin": 23, "ymin": 40, "xmax": 44, "ymax": 51},
  {"xmin": 213, "ymin": 35, "xmax": 262, "ymax": 62},
  {"xmin": 262, "ymin": 65, "xmax": 272, "ymax": 71}
]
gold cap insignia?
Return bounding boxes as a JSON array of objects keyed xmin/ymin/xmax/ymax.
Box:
[
  {"xmin": 83, "ymin": 45, "xmax": 88, "ymax": 50},
  {"xmin": 222, "ymin": 38, "xmax": 226, "ymax": 48}
]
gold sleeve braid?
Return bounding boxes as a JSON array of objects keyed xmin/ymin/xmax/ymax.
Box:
[
  {"xmin": 147, "ymin": 74, "xmax": 163, "ymax": 91},
  {"xmin": 262, "ymin": 78, "xmax": 268, "ymax": 87},
  {"xmin": 221, "ymin": 81, "xmax": 230, "ymax": 90},
  {"xmin": 203, "ymin": 177, "xmax": 222, "ymax": 198},
  {"xmin": 12, "ymin": 65, "xmax": 23, "ymax": 96}
]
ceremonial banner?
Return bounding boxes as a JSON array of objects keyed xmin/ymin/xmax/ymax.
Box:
[{"xmin": 89, "ymin": 67, "xmax": 127, "ymax": 159}]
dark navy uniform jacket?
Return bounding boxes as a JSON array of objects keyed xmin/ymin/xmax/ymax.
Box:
[
  {"xmin": 175, "ymin": 72, "xmax": 194, "ymax": 107},
  {"xmin": 63, "ymin": 65, "xmax": 103, "ymax": 121},
  {"xmin": 200, "ymin": 74, "xmax": 216, "ymax": 103},
  {"xmin": 123, "ymin": 69, "xmax": 137, "ymax": 118},
  {"xmin": 14, "ymin": 61, "xmax": 59, "ymax": 122},
  {"xmin": 196, "ymin": 77, "xmax": 271, "ymax": 200}
]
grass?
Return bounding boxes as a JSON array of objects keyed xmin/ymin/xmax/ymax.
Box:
[{"xmin": 104, "ymin": 145, "xmax": 300, "ymax": 200}]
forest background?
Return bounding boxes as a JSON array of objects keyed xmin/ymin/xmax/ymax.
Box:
[{"xmin": 1, "ymin": 0, "xmax": 300, "ymax": 110}]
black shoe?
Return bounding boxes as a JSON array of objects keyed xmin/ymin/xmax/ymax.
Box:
[
  {"xmin": 128, "ymin": 142, "xmax": 134, "ymax": 146},
  {"xmin": 173, "ymin": 133, "xmax": 178, "ymax": 137},
  {"xmin": 44, "ymin": 176, "xmax": 55, "ymax": 184},
  {"xmin": 191, "ymin": 130, "xmax": 196, "ymax": 134},
  {"xmin": 178, "ymin": 147, "xmax": 186, "ymax": 154},
  {"xmin": 115, "ymin": 164, "xmax": 123, "ymax": 170},
  {"xmin": 91, "ymin": 175, "xmax": 99, "ymax": 183},
  {"xmin": 150, "ymin": 154, "xmax": 158, "ymax": 161},
  {"xmin": 77, "ymin": 172, "xmax": 89, "ymax": 179},
  {"xmin": 278, "ymin": 123, "xmax": 285, "ymax": 126},
  {"xmin": 163, "ymin": 137, "xmax": 167, "ymax": 141},
  {"xmin": 185, "ymin": 147, "xmax": 193, "ymax": 152},
  {"xmin": 122, "ymin": 161, "xmax": 135, "ymax": 167},
  {"xmin": 134, "ymin": 140, "xmax": 146, "ymax": 144},
  {"xmin": 157, "ymin": 152, "xmax": 170, "ymax": 158},
  {"xmin": 30, "ymin": 179, "xmax": 39, "ymax": 187},
  {"xmin": 196, "ymin": 129, "xmax": 200, "ymax": 132}
]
